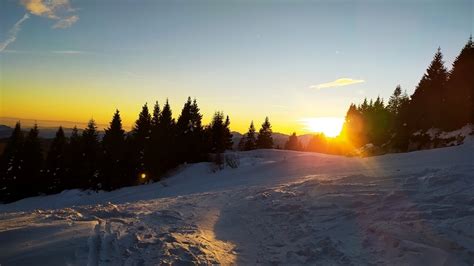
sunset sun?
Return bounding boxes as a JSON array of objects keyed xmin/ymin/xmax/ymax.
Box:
[{"xmin": 300, "ymin": 117, "xmax": 345, "ymax": 137}]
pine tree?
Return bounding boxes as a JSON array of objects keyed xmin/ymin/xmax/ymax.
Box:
[
  {"xmin": 20, "ymin": 124, "xmax": 43, "ymax": 197},
  {"xmin": 82, "ymin": 119, "xmax": 100, "ymax": 189},
  {"xmin": 102, "ymin": 110, "xmax": 126, "ymax": 190},
  {"xmin": 46, "ymin": 126, "xmax": 67, "ymax": 193},
  {"xmin": 0, "ymin": 122, "xmax": 24, "ymax": 202},
  {"xmin": 256, "ymin": 117, "xmax": 274, "ymax": 149},
  {"xmin": 409, "ymin": 47, "xmax": 448, "ymax": 130},
  {"xmin": 149, "ymin": 101, "xmax": 161, "ymax": 178},
  {"xmin": 243, "ymin": 121, "xmax": 257, "ymax": 151},
  {"xmin": 445, "ymin": 36, "xmax": 474, "ymax": 128},
  {"xmin": 307, "ymin": 133, "xmax": 328, "ymax": 153},
  {"xmin": 176, "ymin": 97, "xmax": 204, "ymax": 164},
  {"xmin": 208, "ymin": 111, "xmax": 226, "ymax": 153},
  {"xmin": 285, "ymin": 132, "xmax": 302, "ymax": 151},
  {"xmin": 154, "ymin": 100, "xmax": 176, "ymax": 175},
  {"xmin": 131, "ymin": 104, "xmax": 152, "ymax": 178},
  {"xmin": 387, "ymin": 85, "xmax": 403, "ymax": 115},
  {"xmin": 341, "ymin": 104, "xmax": 364, "ymax": 147},
  {"xmin": 224, "ymin": 115, "xmax": 233, "ymax": 150},
  {"xmin": 65, "ymin": 126, "xmax": 83, "ymax": 189}
]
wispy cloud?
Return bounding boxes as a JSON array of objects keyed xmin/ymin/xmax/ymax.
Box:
[
  {"xmin": 53, "ymin": 15, "xmax": 79, "ymax": 29},
  {"xmin": 0, "ymin": 0, "xmax": 79, "ymax": 52},
  {"xmin": 51, "ymin": 50, "xmax": 83, "ymax": 54},
  {"xmin": 310, "ymin": 78, "xmax": 365, "ymax": 90},
  {"xmin": 21, "ymin": 0, "xmax": 79, "ymax": 28},
  {"xmin": 0, "ymin": 14, "xmax": 30, "ymax": 52}
]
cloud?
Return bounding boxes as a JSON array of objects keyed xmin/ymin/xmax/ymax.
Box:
[
  {"xmin": 310, "ymin": 78, "xmax": 365, "ymax": 90},
  {"xmin": 53, "ymin": 15, "xmax": 79, "ymax": 29},
  {"xmin": 21, "ymin": 0, "xmax": 78, "ymax": 28},
  {"xmin": 0, "ymin": 14, "xmax": 30, "ymax": 52},
  {"xmin": 51, "ymin": 50, "xmax": 83, "ymax": 54}
]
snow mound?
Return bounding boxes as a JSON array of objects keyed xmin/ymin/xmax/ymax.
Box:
[{"xmin": 1, "ymin": 139, "xmax": 474, "ymax": 265}]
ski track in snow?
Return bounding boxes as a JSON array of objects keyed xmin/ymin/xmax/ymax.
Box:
[{"xmin": 1, "ymin": 137, "xmax": 474, "ymax": 265}]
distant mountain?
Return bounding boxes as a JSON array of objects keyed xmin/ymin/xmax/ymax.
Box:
[
  {"xmin": 0, "ymin": 125, "xmax": 13, "ymax": 138},
  {"xmin": 0, "ymin": 124, "xmax": 103, "ymax": 139}
]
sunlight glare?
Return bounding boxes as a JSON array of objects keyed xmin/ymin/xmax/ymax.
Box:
[{"xmin": 300, "ymin": 117, "xmax": 344, "ymax": 137}]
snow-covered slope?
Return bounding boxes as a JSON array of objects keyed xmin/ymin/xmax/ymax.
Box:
[{"xmin": 1, "ymin": 137, "xmax": 474, "ymax": 265}]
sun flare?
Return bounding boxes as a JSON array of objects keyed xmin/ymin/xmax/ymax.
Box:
[{"xmin": 300, "ymin": 117, "xmax": 344, "ymax": 137}]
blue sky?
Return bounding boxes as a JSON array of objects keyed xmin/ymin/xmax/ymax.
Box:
[{"xmin": 0, "ymin": 0, "xmax": 472, "ymax": 133}]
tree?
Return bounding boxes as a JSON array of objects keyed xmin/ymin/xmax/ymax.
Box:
[
  {"xmin": 409, "ymin": 47, "xmax": 448, "ymax": 130},
  {"xmin": 224, "ymin": 116, "xmax": 233, "ymax": 150},
  {"xmin": 243, "ymin": 121, "xmax": 257, "ymax": 151},
  {"xmin": 0, "ymin": 122, "xmax": 24, "ymax": 202},
  {"xmin": 82, "ymin": 119, "xmax": 100, "ymax": 189},
  {"xmin": 102, "ymin": 110, "xmax": 126, "ymax": 190},
  {"xmin": 341, "ymin": 103, "xmax": 364, "ymax": 147},
  {"xmin": 131, "ymin": 104, "xmax": 152, "ymax": 178},
  {"xmin": 256, "ymin": 117, "xmax": 274, "ymax": 149},
  {"xmin": 65, "ymin": 126, "xmax": 83, "ymax": 189},
  {"xmin": 176, "ymin": 97, "xmax": 205, "ymax": 164},
  {"xmin": 154, "ymin": 99, "xmax": 176, "ymax": 175},
  {"xmin": 445, "ymin": 36, "xmax": 474, "ymax": 129},
  {"xmin": 307, "ymin": 133, "xmax": 328, "ymax": 153},
  {"xmin": 208, "ymin": 111, "xmax": 227, "ymax": 153},
  {"xmin": 285, "ymin": 132, "xmax": 302, "ymax": 151},
  {"xmin": 20, "ymin": 124, "xmax": 44, "ymax": 197},
  {"xmin": 387, "ymin": 85, "xmax": 403, "ymax": 115},
  {"xmin": 149, "ymin": 101, "xmax": 161, "ymax": 178},
  {"xmin": 46, "ymin": 126, "xmax": 67, "ymax": 193}
]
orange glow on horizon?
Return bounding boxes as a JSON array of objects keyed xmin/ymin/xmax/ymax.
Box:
[{"xmin": 299, "ymin": 117, "xmax": 344, "ymax": 137}]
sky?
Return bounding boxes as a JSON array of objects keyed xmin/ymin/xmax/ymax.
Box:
[{"xmin": 0, "ymin": 0, "xmax": 473, "ymax": 134}]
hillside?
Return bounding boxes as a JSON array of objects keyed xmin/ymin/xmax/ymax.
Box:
[{"xmin": 1, "ymin": 138, "xmax": 474, "ymax": 265}]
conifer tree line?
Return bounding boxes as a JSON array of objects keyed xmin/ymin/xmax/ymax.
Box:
[
  {"xmin": 0, "ymin": 97, "xmax": 242, "ymax": 202},
  {"xmin": 341, "ymin": 37, "xmax": 474, "ymax": 151}
]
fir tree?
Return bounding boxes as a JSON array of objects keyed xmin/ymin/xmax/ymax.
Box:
[
  {"xmin": 224, "ymin": 115, "xmax": 233, "ymax": 150},
  {"xmin": 149, "ymin": 101, "xmax": 161, "ymax": 178},
  {"xmin": 208, "ymin": 111, "xmax": 226, "ymax": 153},
  {"xmin": 65, "ymin": 126, "xmax": 83, "ymax": 189},
  {"xmin": 445, "ymin": 36, "xmax": 474, "ymax": 128},
  {"xmin": 176, "ymin": 97, "xmax": 204, "ymax": 164},
  {"xmin": 102, "ymin": 110, "xmax": 126, "ymax": 190},
  {"xmin": 285, "ymin": 132, "xmax": 302, "ymax": 151},
  {"xmin": 46, "ymin": 126, "xmax": 67, "ymax": 193},
  {"xmin": 256, "ymin": 117, "xmax": 274, "ymax": 149},
  {"xmin": 409, "ymin": 47, "xmax": 448, "ymax": 130},
  {"xmin": 0, "ymin": 122, "xmax": 24, "ymax": 202},
  {"xmin": 131, "ymin": 104, "xmax": 152, "ymax": 177},
  {"xmin": 243, "ymin": 121, "xmax": 257, "ymax": 151},
  {"xmin": 20, "ymin": 124, "xmax": 43, "ymax": 197},
  {"xmin": 82, "ymin": 119, "xmax": 100, "ymax": 189},
  {"xmin": 155, "ymin": 99, "xmax": 177, "ymax": 175}
]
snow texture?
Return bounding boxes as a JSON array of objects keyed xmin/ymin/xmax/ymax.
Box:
[{"xmin": 1, "ymin": 136, "xmax": 474, "ymax": 265}]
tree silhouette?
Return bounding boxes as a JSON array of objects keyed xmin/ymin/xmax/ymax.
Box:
[
  {"xmin": 243, "ymin": 121, "xmax": 257, "ymax": 151},
  {"xmin": 20, "ymin": 124, "xmax": 43, "ymax": 197},
  {"xmin": 445, "ymin": 36, "xmax": 474, "ymax": 129},
  {"xmin": 0, "ymin": 122, "xmax": 24, "ymax": 202},
  {"xmin": 256, "ymin": 117, "xmax": 274, "ymax": 149},
  {"xmin": 102, "ymin": 110, "xmax": 126, "ymax": 190},
  {"xmin": 65, "ymin": 126, "xmax": 83, "ymax": 189},
  {"xmin": 82, "ymin": 119, "xmax": 100, "ymax": 189},
  {"xmin": 154, "ymin": 99, "xmax": 177, "ymax": 175},
  {"xmin": 131, "ymin": 104, "xmax": 152, "ymax": 179},
  {"xmin": 409, "ymin": 48, "xmax": 448, "ymax": 130},
  {"xmin": 176, "ymin": 97, "xmax": 205, "ymax": 164},
  {"xmin": 46, "ymin": 126, "xmax": 67, "ymax": 193},
  {"xmin": 285, "ymin": 132, "xmax": 302, "ymax": 151}
]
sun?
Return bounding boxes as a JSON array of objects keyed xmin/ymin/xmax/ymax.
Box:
[{"xmin": 300, "ymin": 117, "xmax": 345, "ymax": 137}]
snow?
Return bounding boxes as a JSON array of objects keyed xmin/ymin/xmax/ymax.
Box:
[{"xmin": 1, "ymin": 137, "xmax": 474, "ymax": 265}]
